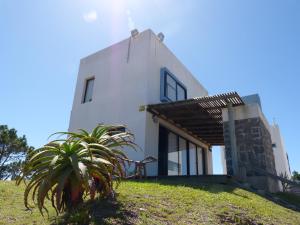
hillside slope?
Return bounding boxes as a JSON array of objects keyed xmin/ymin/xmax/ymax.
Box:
[{"xmin": 0, "ymin": 179, "xmax": 300, "ymax": 225}]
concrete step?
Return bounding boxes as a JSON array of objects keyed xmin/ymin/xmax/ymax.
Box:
[{"xmin": 146, "ymin": 175, "xmax": 232, "ymax": 184}]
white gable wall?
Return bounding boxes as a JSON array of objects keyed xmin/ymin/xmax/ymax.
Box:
[{"xmin": 270, "ymin": 124, "xmax": 291, "ymax": 178}]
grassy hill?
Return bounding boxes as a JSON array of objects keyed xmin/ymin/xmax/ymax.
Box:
[{"xmin": 1, "ymin": 178, "xmax": 300, "ymax": 225}]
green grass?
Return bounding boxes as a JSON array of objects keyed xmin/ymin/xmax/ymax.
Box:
[{"xmin": 1, "ymin": 179, "xmax": 300, "ymax": 225}]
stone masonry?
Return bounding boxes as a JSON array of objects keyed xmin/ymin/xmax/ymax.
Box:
[{"xmin": 223, "ymin": 117, "xmax": 278, "ymax": 192}]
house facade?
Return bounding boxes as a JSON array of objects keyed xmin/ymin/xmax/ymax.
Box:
[
  {"xmin": 69, "ymin": 29, "xmax": 213, "ymax": 177},
  {"xmin": 69, "ymin": 29, "xmax": 290, "ymax": 192}
]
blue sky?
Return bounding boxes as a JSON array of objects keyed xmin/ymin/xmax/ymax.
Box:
[{"xmin": 0, "ymin": 0, "xmax": 299, "ymax": 174}]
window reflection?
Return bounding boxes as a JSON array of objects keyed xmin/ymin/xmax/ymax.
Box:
[
  {"xmin": 179, "ymin": 137, "xmax": 187, "ymax": 175},
  {"xmin": 165, "ymin": 129, "xmax": 205, "ymax": 176},
  {"xmin": 197, "ymin": 147, "xmax": 204, "ymax": 175},
  {"xmin": 189, "ymin": 143, "xmax": 197, "ymax": 175},
  {"xmin": 168, "ymin": 132, "xmax": 178, "ymax": 175}
]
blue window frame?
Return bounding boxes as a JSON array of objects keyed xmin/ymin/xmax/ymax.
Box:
[{"xmin": 160, "ymin": 67, "xmax": 187, "ymax": 102}]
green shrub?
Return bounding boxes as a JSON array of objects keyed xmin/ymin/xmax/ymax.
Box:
[{"xmin": 17, "ymin": 125, "xmax": 136, "ymax": 215}]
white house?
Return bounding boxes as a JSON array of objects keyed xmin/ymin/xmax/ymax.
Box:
[
  {"xmin": 69, "ymin": 29, "xmax": 213, "ymax": 177},
  {"xmin": 68, "ymin": 29, "xmax": 290, "ymax": 191}
]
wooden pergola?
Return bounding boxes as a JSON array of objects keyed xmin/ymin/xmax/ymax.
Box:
[{"xmin": 147, "ymin": 92, "xmax": 244, "ymax": 146}]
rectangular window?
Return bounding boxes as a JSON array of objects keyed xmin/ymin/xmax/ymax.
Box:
[
  {"xmin": 161, "ymin": 68, "xmax": 187, "ymax": 102},
  {"xmin": 83, "ymin": 78, "xmax": 94, "ymax": 103}
]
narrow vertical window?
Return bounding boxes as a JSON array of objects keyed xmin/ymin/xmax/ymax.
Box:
[{"xmin": 83, "ymin": 78, "xmax": 94, "ymax": 103}]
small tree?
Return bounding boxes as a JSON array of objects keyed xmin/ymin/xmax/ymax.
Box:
[
  {"xmin": 279, "ymin": 172, "xmax": 290, "ymax": 192},
  {"xmin": 0, "ymin": 125, "xmax": 32, "ymax": 180},
  {"xmin": 292, "ymin": 171, "xmax": 300, "ymax": 182}
]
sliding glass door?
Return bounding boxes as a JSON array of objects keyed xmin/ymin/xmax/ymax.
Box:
[
  {"xmin": 158, "ymin": 126, "xmax": 206, "ymax": 176},
  {"xmin": 189, "ymin": 143, "xmax": 197, "ymax": 175},
  {"xmin": 189, "ymin": 144, "xmax": 205, "ymax": 175},
  {"xmin": 179, "ymin": 137, "xmax": 187, "ymax": 175},
  {"xmin": 197, "ymin": 147, "xmax": 204, "ymax": 175},
  {"xmin": 168, "ymin": 132, "xmax": 179, "ymax": 175}
]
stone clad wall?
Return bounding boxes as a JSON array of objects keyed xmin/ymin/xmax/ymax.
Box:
[
  {"xmin": 235, "ymin": 118, "xmax": 276, "ymax": 175},
  {"xmin": 223, "ymin": 123, "xmax": 233, "ymax": 175},
  {"xmin": 223, "ymin": 117, "xmax": 278, "ymax": 192}
]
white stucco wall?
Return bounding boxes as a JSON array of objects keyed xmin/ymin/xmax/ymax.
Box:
[
  {"xmin": 69, "ymin": 29, "xmax": 210, "ymax": 176},
  {"xmin": 222, "ymin": 103, "xmax": 270, "ymax": 131},
  {"xmin": 69, "ymin": 30, "xmax": 152, "ymax": 162},
  {"xmin": 270, "ymin": 124, "xmax": 291, "ymax": 178}
]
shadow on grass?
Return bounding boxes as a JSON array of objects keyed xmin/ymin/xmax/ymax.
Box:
[
  {"xmin": 134, "ymin": 176, "xmax": 239, "ymax": 193},
  {"xmin": 274, "ymin": 192, "xmax": 300, "ymax": 208},
  {"xmin": 50, "ymin": 177, "xmax": 300, "ymax": 224},
  {"xmin": 132, "ymin": 176, "xmax": 300, "ymax": 212},
  {"xmin": 51, "ymin": 197, "xmax": 137, "ymax": 225}
]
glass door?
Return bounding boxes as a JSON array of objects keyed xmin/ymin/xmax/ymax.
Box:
[
  {"xmin": 189, "ymin": 143, "xmax": 197, "ymax": 175},
  {"xmin": 168, "ymin": 132, "xmax": 179, "ymax": 175},
  {"xmin": 197, "ymin": 147, "xmax": 204, "ymax": 175},
  {"xmin": 178, "ymin": 137, "xmax": 187, "ymax": 175},
  {"xmin": 158, "ymin": 125, "xmax": 205, "ymax": 176}
]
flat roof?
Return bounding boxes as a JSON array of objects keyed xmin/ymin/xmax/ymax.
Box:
[{"xmin": 147, "ymin": 92, "xmax": 244, "ymax": 146}]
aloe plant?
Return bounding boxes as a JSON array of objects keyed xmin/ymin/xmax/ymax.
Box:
[{"xmin": 17, "ymin": 125, "xmax": 136, "ymax": 215}]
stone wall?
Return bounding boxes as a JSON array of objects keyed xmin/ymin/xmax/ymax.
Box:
[{"xmin": 223, "ymin": 117, "xmax": 278, "ymax": 192}]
